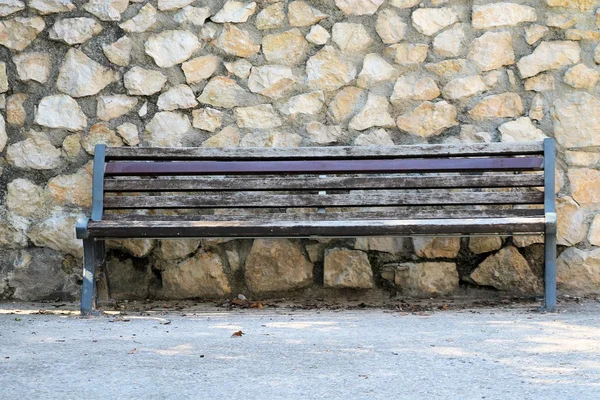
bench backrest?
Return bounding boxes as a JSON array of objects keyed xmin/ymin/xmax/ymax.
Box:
[{"xmin": 92, "ymin": 140, "xmax": 555, "ymax": 223}]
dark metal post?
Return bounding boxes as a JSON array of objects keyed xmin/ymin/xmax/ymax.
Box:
[
  {"xmin": 543, "ymin": 138, "xmax": 557, "ymax": 312},
  {"xmin": 81, "ymin": 238, "xmax": 96, "ymax": 316}
]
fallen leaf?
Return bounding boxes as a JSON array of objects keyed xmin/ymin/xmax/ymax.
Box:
[
  {"xmin": 231, "ymin": 330, "xmax": 245, "ymax": 337},
  {"xmin": 128, "ymin": 348, "xmax": 137, "ymax": 354},
  {"xmin": 250, "ymin": 301, "xmax": 264, "ymax": 309}
]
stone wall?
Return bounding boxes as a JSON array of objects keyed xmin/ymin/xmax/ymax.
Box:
[{"xmin": 1, "ymin": 0, "xmax": 600, "ymax": 302}]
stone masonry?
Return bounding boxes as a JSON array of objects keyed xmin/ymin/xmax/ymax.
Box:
[{"xmin": 1, "ymin": 0, "xmax": 600, "ymax": 301}]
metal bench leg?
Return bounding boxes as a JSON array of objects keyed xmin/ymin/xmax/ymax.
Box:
[
  {"xmin": 543, "ymin": 231, "xmax": 557, "ymax": 312},
  {"xmin": 81, "ymin": 238, "xmax": 96, "ymax": 316}
]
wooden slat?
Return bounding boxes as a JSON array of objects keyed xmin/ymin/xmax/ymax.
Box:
[
  {"xmin": 87, "ymin": 217, "xmax": 546, "ymax": 238},
  {"xmin": 102, "ymin": 209, "xmax": 545, "ymax": 222},
  {"xmin": 104, "ymin": 174, "xmax": 545, "ymax": 192},
  {"xmin": 104, "ymin": 143, "xmax": 544, "ymax": 161},
  {"xmin": 104, "ymin": 157, "xmax": 544, "ymax": 176},
  {"xmin": 104, "ymin": 191, "xmax": 544, "ymax": 209}
]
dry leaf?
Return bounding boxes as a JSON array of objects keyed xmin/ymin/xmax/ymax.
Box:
[
  {"xmin": 128, "ymin": 348, "xmax": 137, "ymax": 354},
  {"xmin": 231, "ymin": 330, "xmax": 245, "ymax": 337},
  {"xmin": 250, "ymin": 301, "xmax": 264, "ymax": 309}
]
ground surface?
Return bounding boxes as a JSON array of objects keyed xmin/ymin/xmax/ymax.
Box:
[{"xmin": 1, "ymin": 299, "xmax": 599, "ymax": 400}]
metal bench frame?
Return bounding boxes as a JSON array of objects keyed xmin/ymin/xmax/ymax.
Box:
[{"xmin": 76, "ymin": 139, "xmax": 557, "ymax": 316}]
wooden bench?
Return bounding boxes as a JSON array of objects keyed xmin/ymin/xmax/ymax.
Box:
[{"xmin": 76, "ymin": 139, "xmax": 557, "ymax": 315}]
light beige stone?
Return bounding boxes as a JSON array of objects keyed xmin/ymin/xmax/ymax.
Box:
[
  {"xmin": 80, "ymin": 123, "xmax": 123, "ymax": 155},
  {"xmin": 472, "ymin": 3, "xmax": 537, "ymax": 30},
  {"xmin": 513, "ymin": 235, "xmax": 545, "ymax": 247},
  {"xmin": 529, "ymin": 94, "xmax": 545, "ymax": 121},
  {"xmin": 83, "ymin": 0, "xmax": 128, "ymax": 21},
  {"xmin": 553, "ymin": 93, "xmax": 600, "ymax": 148},
  {"xmin": 102, "ymin": 36, "xmax": 132, "ymax": 67},
  {"xmin": 280, "ymin": 91, "xmax": 324, "ymax": 117},
  {"xmin": 29, "ymin": 0, "xmax": 75, "ymax": 14},
  {"xmin": 565, "ymin": 29, "xmax": 600, "ymax": 41},
  {"xmin": 556, "ymin": 196, "xmax": 588, "ymax": 246},
  {"xmin": 546, "ymin": 0, "xmax": 596, "ymax": 11},
  {"xmin": 255, "ymin": 2, "xmax": 284, "ymax": 30},
  {"xmin": 306, "ymin": 46, "xmax": 357, "ymax": 91},
  {"xmin": 263, "ymin": 28, "xmax": 308, "ymax": 65},
  {"xmin": 0, "ymin": 114, "xmax": 6, "ymax": 153},
  {"xmin": 162, "ymin": 252, "xmax": 230, "ymax": 299},
  {"xmin": 49, "ymin": 17, "xmax": 102, "ymax": 45},
  {"xmin": 235, "ymin": 104, "xmax": 282, "ymax": 129},
  {"xmin": 433, "ymin": 24, "xmax": 467, "ymax": 58},
  {"xmin": 568, "ymin": 168, "xmax": 600, "ymax": 205},
  {"xmin": 197, "ymin": 76, "xmax": 250, "ymax": 109},
  {"xmin": 425, "ymin": 59, "xmax": 470, "ymax": 79},
  {"xmin": 471, "ymin": 246, "xmax": 541, "ymax": 294},
  {"xmin": 524, "ymin": 73, "xmax": 555, "ymax": 92},
  {"xmin": 556, "ymin": 248, "xmax": 600, "ymax": 295},
  {"xmin": 6, "ymin": 93, "xmax": 26, "ymax": 126},
  {"xmin": 385, "ymin": 43, "xmax": 429, "ymax": 65},
  {"xmin": 525, "ymin": 24, "xmax": 549, "ymax": 45},
  {"xmin": 0, "ymin": 62, "xmax": 6, "ymax": 93},
  {"xmin": 588, "ymin": 215, "xmax": 600, "ymax": 246},
  {"xmin": 288, "ymin": 1, "xmax": 327, "ymax": 27},
  {"xmin": 468, "ymin": 31, "xmax": 514, "ymax": 72},
  {"xmin": 116, "ymin": 122, "xmax": 139, "ymax": 146},
  {"xmin": 119, "ymin": 3, "xmax": 157, "ymax": 33},
  {"xmin": 517, "ymin": 41, "xmax": 580, "ymax": 79},
  {"xmin": 396, "ymin": 101, "xmax": 458, "ymax": 137},
  {"xmin": 324, "ymin": 248, "xmax": 373, "ymax": 289},
  {"xmin": 564, "ymin": 63, "xmax": 600, "ymax": 89},
  {"xmin": 547, "ymin": 14, "xmax": 577, "ymax": 29},
  {"xmin": 47, "ymin": 162, "xmax": 93, "ymax": 208},
  {"xmin": 35, "ymin": 95, "xmax": 87, "ymax": 131},
  {"xmin": 469, "ymin": 237, "xmax": 502, "ymax": 255},
  {"xmin": 0, "ymin": 16, "xmax": 45, "ymax": 51},
  {"xmin": 389, "ymin": 0, "xmax": 420, "ymax": 7},
  {"xmin": 376, "ymin": 8, "xmax": 406, "ymax": 44},
  {"xmin": 192, "ymin": 108, "xmax": 223, "ymax": 132},
  {"xmin": 97, "ymin": 95, "xmax": 138, "ymax": 121},
  {"xmin": 354, "ymin": 128, "xmax": 394, "ymax": 146},
  {"xmin": 334, "ymin": 0, "xmax": 384, "ymax": 15},
  {"xmin": 240, "ymin": 131, "xmax": 302, "ymax": 147},
  {"xmin": 499, "ymin": 117, "xmax": 547, "ymax": 142},
  {"xmin": 6, "ymin": 131, "xmax": 62, "ymax": 171},
  {"xmin": 157, "ymin": 84, "xmax": 197, "ymax": 111},
  {"xmin": 201, "ymin": 125, "xmax": 240, "ymax": 148},
  {"xmin": 248, "ymin": 65, "xmax": 296, "ymax": 99},
  {"xmin": 224, "ymin": 59, "xmax": 252, "ymax": 79},
  {"xmin": 245, "ymin": 239, "xmax": 313, "ymax": 292},
  {"xmin": 214, "ymin": 24, "xmax": 260, "ymax": 58},
  {"xmin": 390, "ymin": 75, "xmax": 440, "ymax": 103},
  {"xmin": 145, "ymin": 112, "xmax": 191, "ymax": 147},
  {"xmin": 355, "ymin": 237, "xmax": 404, "ymax": 254},
  {"xmin": 412, "ymin": 8, "xmax": 458, "ymax": 36},
  {"xmin": 306, "ymin": 25, "xmax": 330, "ymax": 45},
  {"xmin": 145, "ymin": 30, "xmax": 200, "ymax": 68},
  {"xmin": 565, "ymin": 151, "xmax": 600, "ymax": 167},
  {"xmin": 28, "ymin": 213, "xmax": 83, "ymax": 258},
  {"xmin": 328, "ymin": 86, "xmax": 366, "ymax": 123},
  {"xmin": 211, "ymin": 0, "xmax": 256, "ymax": 23},
  {"xmin": 7, "ymin": 179, "xmax": 49, "ymax": 218},
  {"xmin": 13, "ymin": 52, "xmax": 51, "ymax": 84},
  {"xmin": 182, "ymin": 56, "xmax": 220, "ymax": 85},
  {"xmin": 413, "ymin": 237, "xmax": 460, "ymax": 258},
  {"xmin": 107, "ymin": 239, "xmax": 154, "ymax": 258},
  {"xmin": 155, "ymin": 240, "xmax": 201, "ymax": 261},
  {"xmin": 349, "ymin": 93, "xmax": 395, "ymax": 131},
  {"xmin": 469, "ymin": 93, "xmax": 523, "ymax": 121},
  {"xmin": 442, "ymin": 75, "xmax": 487, "ymax": 100},
  {"xmin": 306, "ymin": 122, "xmax": 343, "ymax": 145},
  {"xmin": 392, "ymin": 262, "xmax": 459, "ymax": 296},
  {"xmin": 332, "ymin": 22, "xmax": 373, "ymax": 54},
  {"xmin": 124, "ymin": 66, "xmax": 166, "ymax": 96},
  {"xmin": 56, "ymin": 48, "xmax": 119, "ymax": 98},
  {"xmin": 357, "ymin": 53, "xmax": 397, "ymax": 89},
  {"xmin": 0, "ymin": 213, "xmax": 28, "ymax": 249},
  {"xmin": 173, "ymin": 6, "xmax": 211, "ymax": 26},
  {"xmin": 158, "ymin": 0, "xmax": 194, "ymax": 11},
  {"xmin": 0, "ymin": 0, "xmax": 24, "ymax": 16}
]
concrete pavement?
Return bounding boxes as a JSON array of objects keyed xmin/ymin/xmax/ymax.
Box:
[{"xmin": 1, "ymin": 300, "xmax": 599, "ymax": 400}]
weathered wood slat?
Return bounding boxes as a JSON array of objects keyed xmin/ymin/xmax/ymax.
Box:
[
  {"xmin": 104, "ymin": 191, "xmax": 544, "ymax": 209},
  {"xmin": 104, "ymin": 143, "xmax": 544, "ymax": 160},
  {"xmin": 104, "ymin": 157, "xmax": 544, "ymax": 176},
  {"xmin": 87, "ymin": 217, "xmax": 546, "ymax": 238},
  {"xmin": 102, "ymin": 208, "xmax": 545, "ymax": 222},
  {"xmin": 104, "ymin": 174, "xmax": 545, "ymax": 192}
]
